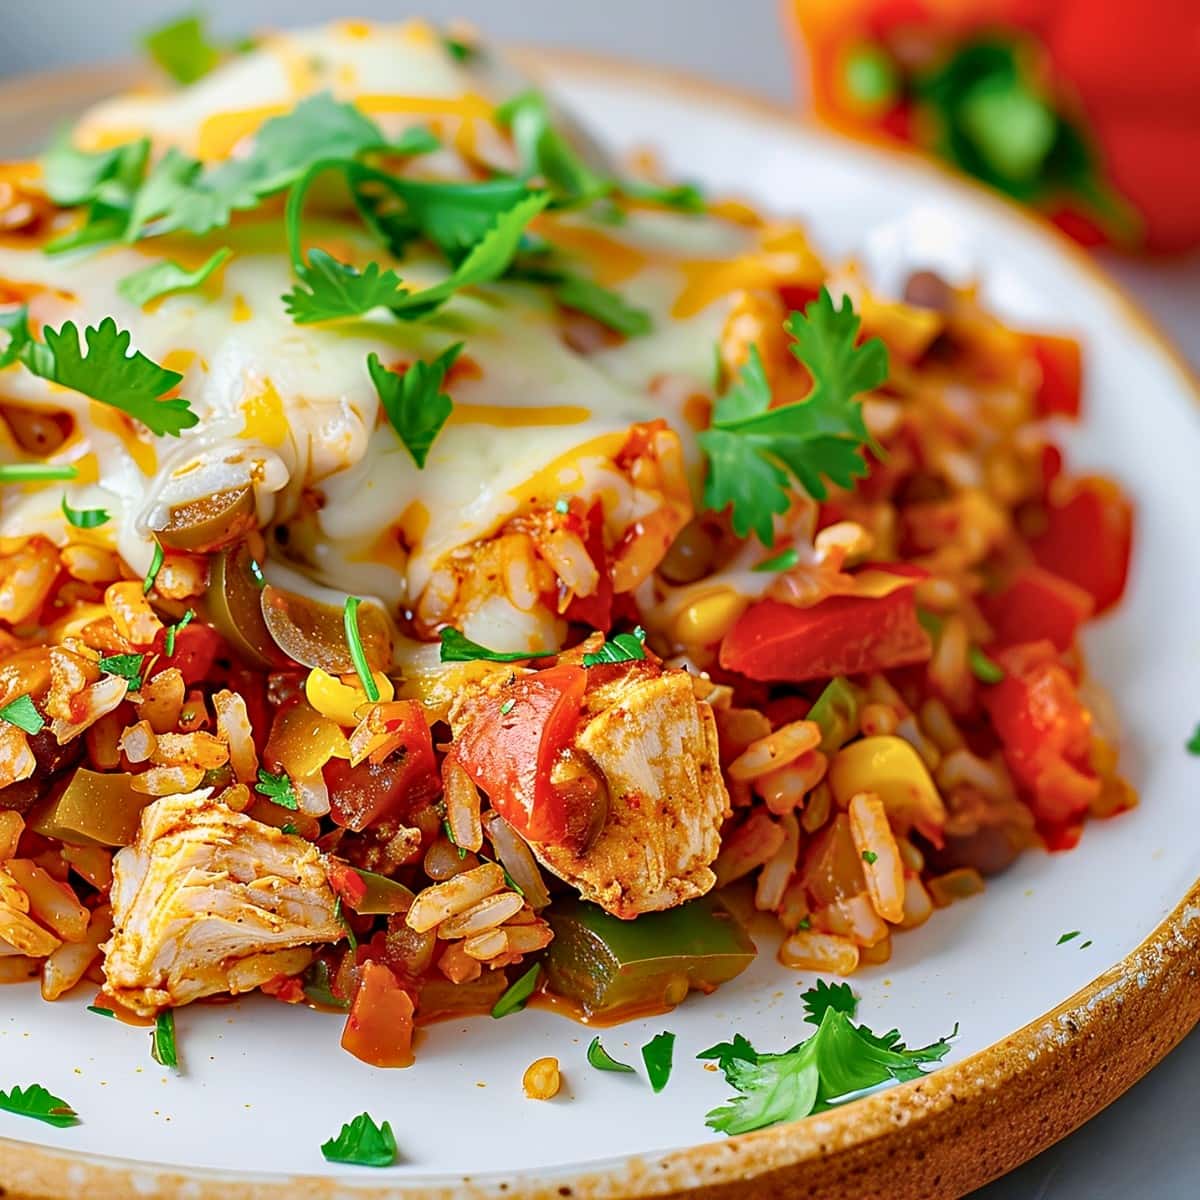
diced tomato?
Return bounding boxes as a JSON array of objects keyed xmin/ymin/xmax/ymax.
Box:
[
  {"xmin": 719, "ymin": 580, "xmax": 932, "ymax": 683},
  {"xmin": 260, "ymin": 974, "xmax": 306, "ymax": 1005},
  {"xmin": 325, "ymin": 860, "xmax": 368, "ymax": 910},
  {"xmin": 982, "ymin": 640, "xmax": 1100, "ymax": 831},
  {"xmin": 1031, "ymin": 476, "xmax": 1133, "ymax": 613},
  {"xmin": 340, "ymin": 960, "xmax": 415, "ymax": 1068},
  {"xmin": 982, "ymin": 565, "xmax": 1094, "ymax": 652},
  {"xmin": 563, "ymin": 502, "xmax": 613, "ymax": 631},
  {"xmin": 452, "ymin": 663, "xmax": 586, "ymax": 847},
  {"xmin": 148, "ymin": 622, "xmax": 224, "ymax": 686},
  {"xmin": 325, "ymin": 701, "xmax": 438, "ymax": 831},
  {"xmin": 1026, "ymin": 333, "xmax": 1082, "ymax": 419}
]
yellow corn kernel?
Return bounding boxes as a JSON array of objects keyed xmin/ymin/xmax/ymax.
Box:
[
  {"xmin": 522, "ymin": 1056, "xmax": 561, "ymax": 1101},
  {"xmin": 305, "ymin": 667, "xmax": 394, "ymax": 727},
  {"xmin": 672, "ymin": 589, "xmax": 747, "ymax": 646},
  {"xmin": 829, "ymin": 735, "xmax": 946, "ymax": 837}
]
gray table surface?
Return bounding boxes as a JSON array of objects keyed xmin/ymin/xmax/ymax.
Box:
[{"xmin": 2, "ymin": 3, "xmax": 1198, "ymax": 1196}]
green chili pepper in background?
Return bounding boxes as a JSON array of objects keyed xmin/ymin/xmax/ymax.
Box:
[
  {"xmin": 301, "ymin": 960, "xmax": 350, "ymax": 1010},
  {"xmin": 805, "ymin": 676, "xmax": 861, "ymax": 753},
  {"xmin": 543, "ymin": 894, "xmax": 755, "ymax": 1020},
  {"xmin": 347, "ymin": 867, "xmax": 416, "ymax": 915}
]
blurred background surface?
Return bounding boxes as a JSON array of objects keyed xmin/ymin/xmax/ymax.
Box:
[{"xmin": 1, "ymin": 3, "xmax": 1197, "ymax": 1196}]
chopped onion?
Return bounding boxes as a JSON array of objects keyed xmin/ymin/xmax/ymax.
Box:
[{"xmin": 482, "ymin": 811, "xmax": 551, "ymax": 910}]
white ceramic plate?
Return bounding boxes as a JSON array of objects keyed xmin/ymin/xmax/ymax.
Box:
[{"xmin": 1, "ymin": 51, "xmax": 1199, "ymax": 1200}]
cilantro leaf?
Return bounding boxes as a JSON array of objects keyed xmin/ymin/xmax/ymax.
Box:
[
  {"xmin": 0, "ymin": 694, "xmax": 44, "ymax": 736},
  {"xmin": 255, "ymin": 767, "xmax": 298, "ymax": 810},
  {"xmin": 367, "ymin": 343, "xmax": 461, "ymax": 468},
  {"xmin": 18, "ymin": 319, "xmax": 196, "ymax": 437},
  {"xmin": 438, "ymin": 627, "xmax": 555, "ymax": 665},
  {"xmin": 143, "ymin": 13, "xmax": 221, "ymax": 85},
  {"xmin": 117, "ymin": 248, "xmax": 232, "ymax": 306},
  {"xmin": 553, "ymin": 274, "xmax": 651, "ymax": 336},
  {"xmin": 800, "ymin": 979, "xmax": 857, "ymax": 1025},
  {"xmin": 384, "ymin": 176, "xmax": 534, "ymax": 264},
  {"xmin": 0, "ymin": 306, "xmax": 31, "ymax": 368},
  {"xmin": 98, "ymin": 654, "xmax": 145, "ymax": 689},
  {"xmin": 496, "ymin": 91, "xmax": 611, "ymax": 205},
  {"xmin": 491, "ymin": 962, "xmax": 541, "ymax": 1019},
  {"xmin": 699, "ymin": 289, "xmax": 887, "ymax": 545},
  {"xmin": 321, "ymin": 1112, "xmax": 398, "ymax": 1168},
  {"xmin": 43, "ymin": 138, "xmax": 150, "ymax": 255},
  {"xmin": 641, "ymin": 1031, "xmax": 675, "ymax": 1093},
  {"xmin": 1057, "ymin": 930, "xmax": 1081, "ymax": 945},
  {"xmin": 697, "ymin": 1033, "xmax": 758, "ymax": 1079},
  {"xmin": 283, "ymin": 251, "xmax": 407, "ymax": 324},
  {"xmin": 581, "ymin": 627, "xmax": 647, "ymax": 668},
  {"xmin": 150, "ymin": 1010, "xmax": 178, "ymax": 1069},
  {"xmin": 0, "ymin": 1083, "xmax": 78, "ymax": 1127},
  {"xmin": 61, "ymin": 495, "xmax": 110, "ymax": 528},
  {"xmin": 586, "ymin": 1036, "xmax": 635, "ymax": 1074},
  {"xmin": 620, "ymin": 178, "xmax": 706, "ymax": 213},
  {"xmin": 704, "ymin": 1008, "xmax": 955, "ymax": 1135}
]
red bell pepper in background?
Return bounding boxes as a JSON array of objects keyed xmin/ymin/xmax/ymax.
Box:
[
  {"xmin": 719, "ymin": 578, "xmax": 932, "ymax": 683},
  {"xmin": 1031, "ymin": 475, "xmax": 1133, "ymax": 613},
  {"xmin": 787, "ymin": 0, "xmax": 1200, "ymax": 252},
  {"xmin": 340, "ymin": 960, "xmax": 416, "ymax": 1068},
  {"xmin": 982, "ymin": 640, "xmax": 1099, "ymax": 832},
  {"xmin": 452, "ymin": 663, "xmax": 587, "ymax": 846},
  {"xmin": 1025, "ymin": 333, "xmax": 1081, "ymax": 419},
  {"xmin": 981, "ymin": 564, "xmax": 1093, "ymax": 651},
  {"xmin": 325, "ymin": 700, "xmax": 439, "ymax": 831}
]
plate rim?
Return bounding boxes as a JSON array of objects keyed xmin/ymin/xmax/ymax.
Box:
[{"xmin": 0, "ymin": 45, "xmax": 1198, "ymax": 1200}]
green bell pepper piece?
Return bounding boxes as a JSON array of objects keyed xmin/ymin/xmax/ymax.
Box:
[{"xmin": 805, "ymin": 677, "xmax": 861, "ymax": 753}]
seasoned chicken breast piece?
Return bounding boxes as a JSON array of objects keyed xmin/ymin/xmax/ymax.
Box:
[
  {"xmin": 104, "ymin": 789, "xmax": 343, "ymax": 1016},
  {"xmin": 451, "ymin": 660, "xmax": 731, "ymax": 919}
]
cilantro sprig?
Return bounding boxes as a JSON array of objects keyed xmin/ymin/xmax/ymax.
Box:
[
  {"xmin": 699, "ymin": 289, "xmax": 887, "ymax": 545},
  {"xmin": 98, "ymin": 654, "xmax": 145, "ymax": 690},
  {"xmin": 0, "ymin": 1083, "xmax": 78, "ymax": 1127},
  {"xmin": 255, "ymin": 768, "xmax": 298, "ymax": 810},
  {"xmin": 700, "ymin": 995, "xmax": 956, "ymax": 1135},
  {"xmin": 368, "ymin": 344, "xmax": 462, "ymax": 469},
  {"xmin": 581, "ymin": 627, "xmax": 647, "ymax": 668},
  {"xmin": 439, "ymin": 627, "xmax": 555, "ymax": 665},
  {"xmin": 18, "ymin": 319, "xmax": 197, "ymax": 437},
  {"xmin": 118, "ymin": 248, "xmax": 232, "ymax": 306},
  {"xmin": 321, "ymin": 1112, "xmax": 398, "ymax": 1168}
]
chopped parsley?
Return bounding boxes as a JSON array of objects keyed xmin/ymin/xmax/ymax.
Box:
[
  {"xmin": 439, "ymin": 627, "xmax": 555, "ymax": 664},
  {"xmin": 150, "ymin": 1010, "xmax": 178, "ymax": 1070},
  {"xmin": 18, "ymin": 319, "xmax": 197, "ymax": 438},
  {"xmin": 491, "ymin": 963, "xmax": 540, "ymax": 1019},
  {"xmin": 61, "ymin": 495, "xmax": 110, "ymax": 528},
  {"xmin": 1080, "ymin": 939, "xmax": 1093, "ymax": 950},
  {"xmin": 699, "ymin": 289, "xmax": 886, "ymax": 545},
  {"xmin": 701, "ymin": 1007, "xmax": 956, "ymax": 1134},
  {"xmin": 586, "ymin": 1036, "xmax": 635, "ymax": 1074},
  {"xmin": 862, "ymin": 850, "xmax": 878, "ymax": 865},
  {"xmin": 554, "ymin": 497, "xmax": 570, "ymax": 515},
  {"xmin": 279, "ymin": 822, "xmax": 299, "ymax": 836},
  {"xmin": 0, "ymin": 306, "xmax": 32, "ymax": 367},
  {"xmin": 98, "ymin": 654, "xmax": 145, "ymax": 689},
  {"xmin": 164, "ymin": 609, "xmax": 194, "ymax": 656},
  {"xmin": 0, "ymin": 1083, "xmax": 79, "ymax": 1127},
  {"xmin": 581, "ymin": 627, "xmax": 647, "ymax": 667},
  {"xmin": 641, "ymin": 1031, "xmax": 675, "ymax": 1093},
  {"xmin": 143, "ymin": 13, "xmax": 222, "ymax": 85},
  {"xmin": 367, "ymin": 343, "xmax": 462, "ymax": 469},
  {"xmin": 117, "ymin": 248, "xmax": 232, "ymax": 306},
  {"xmin": 321, "ymin": 1112, "xmax": 398, "ymax": 1168},
  {"xmin": 255, "ymin": 767, "xmax": 298, "ymax": 810},
  {"xmin": 86, "ymin": 1005, "xmax": 115, "ymax": 1019},
  {"xmin": 752, "ymin": 546, "xmax": 800, "ymax": 573},
  {"xmin": 968, "ymin": 645, "xmax": 1006, "ymax": 684},
  {"xmin": 282, "ymin": 251, "xmax": 407, "ymax": 324},
  {"xmin": 143, "ymin": 541, "xmax": 165, "ymax": 595},
  {"xmin": 0, "ymin": 463, "xmax": 78, "ymax": 483},
  {"xmin": 333, "ymin": 897, "xmax": 358, "ymax": 951},
  {"xmin": 1186, "ymin": 725, "xmax": 1200, "ymax": 755},
  {"xmin": 342, "ymin": 596, "xmax": 380, "ymax": 702},
  {"xmin": 1057, "ymin": 930, "xmax": 1081, "ymax": 945},
  {"xmin": 499, "ymin": 698, "xmax": 516, "ymax": 716},
  {"xmin": 0, "ymin": 695, "xmax": 44, "ymax": 736},
  {"xmin": 441, "ymin": 34, "xmax": 475, "ymax": 64}
]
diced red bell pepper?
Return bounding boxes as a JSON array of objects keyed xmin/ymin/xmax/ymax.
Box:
[
  {"xmin": 452, "ymin": 663, "xmax": 586, "ymax": 846},
  {"xmin": 982, "ymin": 640, "xmax": 1100, "ymax": 831},
  {"xmin": 325, "ymin": 860, "xmax": 368, "ymax": 910},
  {"xmin": 719, "ymin": 580, "xmax": 932, "ymax": 683},
  {"xmin": 340, "ymin": 960, "xmax": 415, "ymax": 1068},
  {"xmin": 982, "ymin": 564, "xmax": 1094, "ymax": 651},
  {"xmin": 325, "ymin": 701, "xmax": 439, "ymax": 831},
  {"xmin": 1026, "ymin": 333, "xmax": 1082, "ymax": 419},
  {"xmin": 148, "ymin": 622, "xmax": 224, "ymax": 686},
  {"xmin": 1031, "ymin": 476, "xmax": 1133, "ymax": 613}
]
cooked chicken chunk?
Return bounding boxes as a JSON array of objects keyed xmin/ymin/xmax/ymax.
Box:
[
  {"xmin": 452, "ymin": 661, "xmax": 730, "ymax": 919},
  {"xmin": 103, "ymin": 788, "xmax": 343, "ymax": 1015}
]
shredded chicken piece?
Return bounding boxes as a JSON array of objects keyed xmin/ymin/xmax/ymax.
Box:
[
  {"xmin": 453, "ymin": 662, "xmax": 730, "ymax": 918},
  {"xmin": 103, "ymin": 788, "xmax": 343, "ymax": 1015}
]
